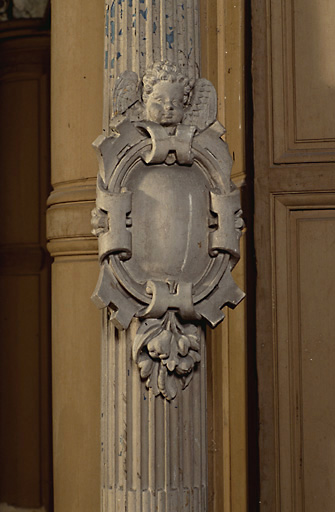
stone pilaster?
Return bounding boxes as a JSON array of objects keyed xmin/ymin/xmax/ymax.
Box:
[{"xmin": 99, "ymin": 1, "xmax": 209, "ymax": 511}]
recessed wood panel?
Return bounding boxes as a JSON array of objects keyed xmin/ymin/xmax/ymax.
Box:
[
  {"xmin": 0, "ymin": 77, "xmax": 40, "ymax": 244},
  {"xmin": 0, "ymin": 31, "xmax": 51, "ymax": 510},
  {"xmin": 273, "ymin": 195, "xmax": 335, "ymax": 511},
  {"xmin": 271, "ymin": 0, "xmax": 335, "ymax": 163},
  {"xmin": 294, "ymin": 1, "xmax": 335, "ymax": 142},
  {"xmin": 0, "ymin": 275, "xmax": 41, "ymax": 505},
  {"xmin": 297, "ymin": 213, "xmax": 335, "ymax": 511}
]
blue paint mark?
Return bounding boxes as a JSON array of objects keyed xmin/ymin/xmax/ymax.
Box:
[
  {"xmin": 169, "ymin": 26, "xmax": 173, "ymax": 30},
  {"xmin": 140, "ymin": 8, "xmax": 147, "ymax": 19},
  {"xmin": 165, "ymin": 14, "xmax": 169, "ymax": 18},
  {"xmin": 105, "ymin": 51, "xmax": 108, "ymax": 69},
  {"xmin": 132, "ymin": 19, "xmax": 136, "ymax": 28},
  {"xmin": 111, "ymin": 58, "xmax": 115, "ymax": 69},
  {"xmin": 128, "ymin": 0, "xmax": 133, "ymax": 6},
  {"xmin": 188, "ymin": 47, "xmax": 193, "ymax": 58},
  {"xmin": 111, "ymin": 20, "xmax": 115, "ymax": 43},
  {"xmin": 166, "ymin": 30, "xmax": 174, "ymax": 49},
  {"xmin": 143, "ymin": 394, "xmax": 147, "ymax": 401},
  {"xmin": 153, "ymin": 21, "xmax": 157, "ymax": 33},
  {"xmin": 181, "ymin": 3, "xmax": 184, "ymax": 9},
  {"xmin": 182, "ymin": 14, "xmax": 184, "ymax": 19},
  {"xmin": 117, "ymin": 51, "xmax": 122, "ymax": 59},
  {"xmin": 118, "ymin": 0, "xmax": 124, "ymax": 18},
  {"xmin": 140, "ymin": 0, "xmax": 145, "ymax": 3},
  {"xmin": 111, "ymin": 0, "xmax": 115, "ymax": 17},
  {"xmin": 119, "ymin": 28, "xmax": 123, "ymax": 35}
]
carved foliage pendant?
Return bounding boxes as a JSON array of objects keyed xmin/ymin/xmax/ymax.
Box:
[{"xmin": 92, "ymin": 61, "xmax": 244, "ymax": 400}]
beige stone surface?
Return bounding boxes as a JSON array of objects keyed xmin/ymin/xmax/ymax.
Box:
[
  {"xmin": 51, "ymin": 0, "xmax": 104, "ymax": 184},
  {"xmin": 49, "ymin": 1, "xmax": 104, "ymax": 511},
  {"xmin": 52, "ymin": 257, "xmax": 100, "ymax": 512}
]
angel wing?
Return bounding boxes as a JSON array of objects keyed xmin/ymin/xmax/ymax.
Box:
[
  {"xmin": 112, "ymin": 70, "xmax": 144, "ymax": 122},
  {"xmin": 183, "ymin": 78, "xmax": 217, "ymax": 132}
]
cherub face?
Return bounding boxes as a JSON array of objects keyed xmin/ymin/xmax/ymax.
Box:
[{"xmin": 145, "ymin": 82, "xmax": 185, "ymax": 126}]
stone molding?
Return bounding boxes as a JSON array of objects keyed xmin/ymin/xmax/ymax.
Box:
[{"xmin": 46, "ymin": 181, "xmax": 97, "ymax": 257}]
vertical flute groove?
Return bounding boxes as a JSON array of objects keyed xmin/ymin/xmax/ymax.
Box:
[
  {"xmin": 160, "ymin": 0, "xmax": 166, "ymax": 62},
  {"xmin": 121, "ymin": 2, "xmax": 128, "ymax": 77},
  {"xmin": 146, "ymin": 0, "xmax": 153, "ymax": 68},
  {"xmin": 134, "ymin": 0, "xmax": 140, "ymax": 77},
  {"xmin": 148, "ymin": 389, "xmax": 156, "ymax": 494},
  {"xmin": 194, "ymin": 364, "xmax": 201, "ymax": 492},
  {"xmin": 201, "ymin": 332, "xmax": 207, "ymax": 505},
  {"xmin": 170, "ymin": 396, "xmax": 179, "ymax": 490}
]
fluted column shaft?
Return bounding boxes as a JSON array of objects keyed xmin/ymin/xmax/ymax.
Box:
[
  {"xmin": 102, "ymin": 320, "xmax": 207, "ymax": 511},
  {"xmin": 100, "ymin": 1, "xmax": 207, "ymax": 511}
]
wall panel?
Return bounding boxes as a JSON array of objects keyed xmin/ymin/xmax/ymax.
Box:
[
  {"xmin": 273, "ymin": 196, "xmax": 335, "ymax": 511},
  {"xmin": 271, "ymin": 0, "xmax": 335, "ymax": 163},
  {"xmin": 0, "ymin": 31, "xmax": 51, "ymax": 509}
]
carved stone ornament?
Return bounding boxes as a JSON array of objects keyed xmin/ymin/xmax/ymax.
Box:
[{"xmin": 92, "ymin": 61, "xmax": 245, "ymax": 400}]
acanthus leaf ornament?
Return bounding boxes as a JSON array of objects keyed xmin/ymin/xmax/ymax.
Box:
[{"xmin": 92, "ymin": 61, "xmax": 245, "ymax": 399}]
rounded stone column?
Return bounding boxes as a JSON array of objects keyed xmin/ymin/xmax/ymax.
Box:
[
  {"xmin": 98, "ymin": 2, "xmax": 208, "ymax": 511},
  {"xmin": 47, "ymin": 1, "xmax": 105, "ymax": 511}
]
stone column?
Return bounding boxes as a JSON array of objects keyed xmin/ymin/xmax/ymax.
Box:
[
  {"xmin": 47, "ymin": 1, "xmax": 104, "ymax": 511},
  {"xmin": 99, "ymin": 1, "xmax": 209, "ymax": 511},
  {"xmin": 95, "ymin": 2, "xmax": 244, "ymax": 512}
]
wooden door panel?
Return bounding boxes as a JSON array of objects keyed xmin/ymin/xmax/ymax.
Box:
[
  {"xmin": 271, "ymin": 0, "xmax": 335, "ymax": 163},
  {"xmin": 0, "ymin": 77, "xmax": 41, "ymax": 244},
  {"xmin": 273, "ymin": 195, "xmax": 335, "ymax": 510}
]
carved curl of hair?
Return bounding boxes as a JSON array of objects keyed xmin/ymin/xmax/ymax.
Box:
[{"xmin": 142, "ymin": 61, "xmax": 194, "ymax": 105}]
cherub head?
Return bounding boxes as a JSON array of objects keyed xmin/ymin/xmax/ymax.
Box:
[{"xmin": 142, "ymin": 61, "xmax": 194, "ymax": 126}]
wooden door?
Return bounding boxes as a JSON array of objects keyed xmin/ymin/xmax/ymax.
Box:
[{"xmin": 252, "ymin": 0, "xmax": 335, "ymax": 509}]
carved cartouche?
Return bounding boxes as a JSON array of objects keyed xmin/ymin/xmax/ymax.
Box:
[{"xmin": 92, "ymin": 61, "xmax": 245, "ymax": 400}]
